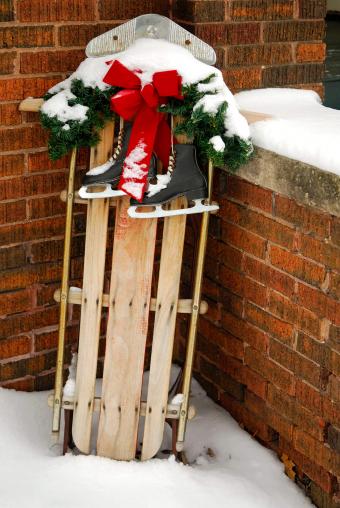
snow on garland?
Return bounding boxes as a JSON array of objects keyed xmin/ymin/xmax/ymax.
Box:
[{"xmin": 40, "ymin": 38, "xmax": 253, "ymax": 169}]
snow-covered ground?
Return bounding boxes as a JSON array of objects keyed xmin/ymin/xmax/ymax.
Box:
[
  {"xmin": 235, "ymin": 88, "xmax": 340, "ymax": 176},
  {"xmin": 0, "ymin": 369, "xmax": 312, "ymax": 508}
]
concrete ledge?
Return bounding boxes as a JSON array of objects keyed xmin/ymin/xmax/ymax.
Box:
[{"xmin": 227, "ymin": 147, "xmax": 340, "ymax": 217}]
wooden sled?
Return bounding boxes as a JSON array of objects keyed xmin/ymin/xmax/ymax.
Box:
[{"xmin": 19, "ymin": 94, "xmax": 269, "ymax": 461}]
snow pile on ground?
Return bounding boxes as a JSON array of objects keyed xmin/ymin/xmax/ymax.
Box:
[
  {"xmin": 0, "ymin": 367, "xmax": 312, "ymax": 508},
  {"xmin": 43, "ymin": 38, "xmax": 250, "ymax": 142},
  {"xmin": 235, "ymin": 88, "xmax": 340, "ymax": 176}
]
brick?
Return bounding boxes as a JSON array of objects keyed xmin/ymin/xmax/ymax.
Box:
[
  {"xmin": 222, "ymin": 67, "xmax": 262, "ymax": 92},
  {"xmin": 328, "ymin": 375, "xmax": 340, "ymax": 404},
  {"xmin": 20, "ymin": 49, "xmax": 85, "ymax": 74},
  {"xmin": 226, "ymin": 22, "xmax": 261, "ymax": 44},
  {"xmin": 59, "ymin": 22, "xmax": 117, "ymax": 47},
  {"xmin": 300, "ymin": 234, "xmax": 340, "ymax": 272},
  {"xmin": 264, "ymin": 20, "xmax": 325, "ymax": 42},
  {"xmin": 30, "ymin": 237, "xmax": 84, "ymax": 263},
  {"xmin": 270, "ymin": 337, "xmax": 325, "ymax": 389},
  {"xmin": 0, "ymin": 200, "xmax": 26, "ymax": 225},
  {"xmin": 246, "ymin": 303, "xmax": 294, "ymax": 345},
  {"xmin": 244, "ymin": 390, "xmax": 266, "ymax": 417},
  {"xmin": 296, "ymin": 42, "xmax": 326, "ymax": 63},
  {"xmin": 28, "ymin": 150, "xmax": 88, "ymax": 173},
  {"xmin": 279, "ymin": 437, "xmax": 337, "ymax": 494},
  {"xmin": 0, "ymin": 26, "xmax": 54, "ymax": 49},
  {"xmin": 202, "ymin": 276, "xmax": 220, "ymax": 302},
  {"xmin": 274, "ymin": 194, "xmax": 330, "ymax": 237},
  {"xmin": 0, "ymin": 216, "xmax": 65, "ymax": 247},
  {"xmin": 269, "ymin": 290, "xmax": 320, "ymax": 338},
  {"xmin": 270, "ymin": 245, "xmax": 326, "ymax": 286},
  {"xmin": 0, "ymin": 172, "xmax": 67, "ymax": 201},
  {"xmin": 330, "ymin": 217, "xmax": 340, "ymax": 247},
  {"xmin": 219, "ymin": 242, "xmax": 243, "ymax": 271},
  {"xmin": 224, "ymin": 175, "xmax": 273, "ymax": 213},
  {"xmin": 221, "ymin": 392, "xmax": 275, "ymax": 442},
  {"xmin": 0, "ymin": 103, "xmax": 22, "ymax": 126},
  {"xmin": 243, "ymin": 366, "xmax": 267, "ymax": 399},
  {"xmin": 245, "ymin": 346, "xmax": 295, "ymax": 395},
  {"xmin": 0, "ymin": 125, "xmax": 48, "ymax": 153},
  {"xmin": 231, "ymin": 0, "xmax": 294, "ymax": 20},
  {"xmin": 0, "ymin": 350, "xmax": 57, "ymax": 382},
  {"xmin": 0, "ymin": 245, "xmax": 26, "ymax": 270},
  {"xmin": 18, "ymin": 0, "xmax": 96, "ymax": 21},
  {"xmin": 328, "ymin": 325, "xmax": 339, "ymax": 352},
  {"xmin": 328, "ymin": 272, "xmax": 340, "ymax": 300},
  {"xmin": 99, "ymin": 0, "xmax": 169, "ymax": 19},
  {"xmin": 189, "ymin": 23, "xmax": 227, "ymax": 46},
  {"xmin": 329, "ymin": 350, "xmax": 340, "ymax": 376},
  {"xmin": 293, "ymin": 429, "xmax": 338, "ymax": 476},
  {"xmin": 244, "ymin": 256, "xmax": 295, "ymax": 297},
  {"xmin": 296, "ymin": 379, "xmax": 322, "ymax": 414},
  {"xmin": 221, "ymin": 222, "xmax": 266, "ymax": 259},
  {"xmin": 228, "ymin": 43, "xmax": 292, "ymax": 66},
  {"xmin": 298, "ymin": 283, "xmax": 340, "ymax": 326},
  {"xmin": 0, "ymin": 0, "xmax": 14, "ymax": 21},
  {"xmin": 266, "ymin": 405, "xmax": 294, "ymax": 440},
  {"xmin": 221, "ymin": 311, "xmax": 268, "ymax": 353},
  {"xmin": 222, "ymin": 200, "xmax": 296, "ymax": 249},
  {"xmin": 297, "ymin": 332, "xmax": 330, "ymax": 367},
  {"xmin": 219, "ymin": 265, "xmax": 267, "ymax": 307},
  {"xmin": 0, "ymin": 154, "xmax": 24, "ymax": 178},
  {"xmin": 0, "ymin": 261, "xmax": 62, "ymax": 293},
  {"xmin": 28, "ymin": 195, "xmax": 66, "ymax": 220},
  {"xmin": 198, "ymin": 318, "xmax": 244, "ymax": 360},
  {"xmin": 0, "ymin": 51, "xmax": 16, "ymax": 74},
  {"xmin": 299, "ymin": 0, "xmax": 327, "ymax": 18},
  {"xmin": 0, "ymin": 335, "xmax": 31, "ymax": 360},
  {"xmin": 0, "ymin": 288, "xmax": 34, "ymax": 317},
  {"xmin": 173, "ymin": 0, "xmax": 225, "ymax": 22},
  {"xmin": 34, "ymin": 325, "xmax": 78, "ymax": 352},
  {"xmin": 0, "ymin": 306, "xmax": 59, "ymax": 340},
  {"xmin": 220, "ymin": 288, "xmax": 243, "ymax": 317},
  {"xmin": 322, "ymin": 397, "xmax": 340, "ymax": 428},
  {"xmin": 0, "ymin": 76, "xmax": 62, "ymax": 101},
  {"xmin": 1, "ymin": 377, "xmax": 35, "ymax": 391},
  {"xmin": 263, "ymin": 63, "xmax": 324, "ymax": 87},
  {"xmin": 327, "ymin": 425, "xmax": 340, "ymax": 454}
]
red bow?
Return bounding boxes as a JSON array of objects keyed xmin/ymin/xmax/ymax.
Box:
[{"xmin": 103, "ymin": 60, "xmax": 182, "ymax": 201}]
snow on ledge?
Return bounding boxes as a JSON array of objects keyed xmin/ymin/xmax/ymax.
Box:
[{"xmin": 235, "ymin": 88, "xmax": 340, "ymax": 177}]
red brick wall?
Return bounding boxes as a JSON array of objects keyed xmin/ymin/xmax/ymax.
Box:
[
  {"xmin": 172, "ymin": 0, "xmax": 326, "ymax": 95},
  {"xmin": 176, "ymin": 172, "xmax": 339, "ymax": 507}
]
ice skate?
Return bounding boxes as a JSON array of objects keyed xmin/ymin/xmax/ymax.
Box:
[
  {"xmin": 128, "ymin": 144, "xmax": 219, "ymax": 218},
  {"xmin": 78, "ymin": 121, "xmax": 157, "ymax": 199}
]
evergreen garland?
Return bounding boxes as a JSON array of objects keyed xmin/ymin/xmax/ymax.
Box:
[
  {"xmin": 40, "ymin": 79, "xmax": 118, "ymax": 160},
  {"xmin": 40, "ymin": 74, "xmax": 252, "ymax": 169}
]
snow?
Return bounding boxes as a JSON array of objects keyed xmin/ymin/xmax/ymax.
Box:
[
  {"xmin": 0, "ymin": 366, "xmax": 312, "ymax": 508},
  {"xmin": 122, "ymin": 142, "xmax": 148, "ymax": 180},
  {"xmin": 209, "ymin": 135, "xmax": 225, "ymax": 152},
  {"xmin": 63, "ymin": 353, "xmax": 77, "ymax": 397},
  {"xmin": 235, "ymin": 88, "xmax": 340, "ymax": 176},
  {"xmin": 86, "ymin": 157, "xmax": 114, "ymax": 176},
  {"xmin": 146, "ymin": 172, "xmax": 171, "ymax": 197},
  {"xmin": 45, "ymin": 38, "xmax": 251, "ymax": 143},
  {"xmin": 40, "ymin": 89, "xmax": 89, "ymax": 123}
]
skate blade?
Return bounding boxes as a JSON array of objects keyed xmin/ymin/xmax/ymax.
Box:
[
  {"xmin": 78, "ymin": 184, "xmax": 126, "ymax": 200},
  {"xmin": 128, "ymin": 199, "xmax": 219, "ymax": 219}
]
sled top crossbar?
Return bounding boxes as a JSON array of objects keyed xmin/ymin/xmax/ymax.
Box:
[{"xmin": 85, "ymin": 14, "xmax": 216, "ymax": 65}]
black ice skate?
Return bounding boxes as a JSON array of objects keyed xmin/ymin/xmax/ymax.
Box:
[
  {"xmin": 128, "ymin": 144, "xmax": 219, "ymax": 218},
  {"xmin": 78, "ymin": 121, "xmax": 157, "ymax": 200}
]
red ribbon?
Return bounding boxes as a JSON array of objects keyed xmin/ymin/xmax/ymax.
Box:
[{"xmin": 103, "ymin": 60, "xmax": 183, "ymax": 201}]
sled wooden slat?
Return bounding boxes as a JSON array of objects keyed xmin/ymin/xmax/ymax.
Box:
[
  {"xmin": 54, "ymin": 288, "xmax": 208, "ymax": 314},
  {"xmin": 97, "ymin": 197, "xmax": 157, "ymax": 460},
  {"xmin": 142, "ymin": 197, "xmax": 187, "ymax": 460},
  {"xmin": 72, "ymin": 122, "xmax": 114, "ymax": 454}
]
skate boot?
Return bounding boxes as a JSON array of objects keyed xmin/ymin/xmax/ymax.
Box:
[
  {"xmin": 78, "ymin": 122, "xmax": 157, "ymax": 200},
  {"xmin": 128, "ymin": 144, "xmax": 219, "ymax": 218}
]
